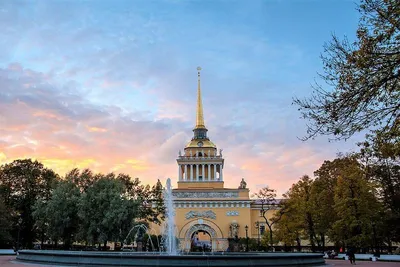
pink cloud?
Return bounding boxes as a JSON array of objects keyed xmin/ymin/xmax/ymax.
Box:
[{"xmin": 0, "ymin": 63, "xmax": 358, "ymax": 196}]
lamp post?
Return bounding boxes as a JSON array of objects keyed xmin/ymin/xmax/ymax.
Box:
[
  {"xmin": 372, "ymin": 222, "xmax": 378, "ymax": 256},
  {"xmin": 245, "ymin": 225, "xmax": 249, "ymax": 252},
  {"xmin": 17, "ymin": 217, "xmax": 22, "ymax": 252},
  {"xmin": 255, "ymin": 221, "xmax": 260, "ymax": 250}
]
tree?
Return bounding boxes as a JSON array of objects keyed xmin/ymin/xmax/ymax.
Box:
[
  {"xmin": 117, "ymin": 175, "xmax": 165, "ymax": 225},
  {"xmin": 293, "ymin": 0, "xmax": 400, "ymax": 141},
  {"xmin": 65, "ymin": 168, "xmax": 99, "ymax": 193},
  {"xmin": 33, "ymin": 180, "xmax": 81, "ymax": 249},
  {"xmin": 0, "ymin": 195, "xmax": 12, "ymax": 247},
  {"xmin": 0, "ymin": 159, "xmax": 58, "ymax": 248},
  {"xmin": 252, "ymin": 186, "xmax": 285, "ymax": 250},
  {"xmin": 283, "ymin": 175, "xmax": 319, "ymax": 252},
  {"xmin": 311, "ymin": 158, "xmax": 350, "ymax": 250},
  {"xmin": 78, "ymin": 174, "xmax": 139, "ymax": 248},
  {"xmin": 331, "ymin": 156, "xmax": 382, "ymax": 249},
  {"xmin": 273, "ymin": 203, "xmax": 303, "ymax": 250},
  {"xmin": 358, "ymin": 129, "xmax": 400, "ymax": 246}
]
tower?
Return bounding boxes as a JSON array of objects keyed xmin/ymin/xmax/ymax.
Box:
[{"xmin": 177, "ymin": 67, "xmax": 224, "ymax": 188}]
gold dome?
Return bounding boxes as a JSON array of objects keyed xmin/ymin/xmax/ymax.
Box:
[{"xmin": 185, "ymin": 139, "xmax": 216, "ymax": 148}]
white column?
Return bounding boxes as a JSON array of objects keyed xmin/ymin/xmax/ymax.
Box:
[
  {"xmin": 208, "ymin": 164, "xmax": 211, "ymax": 181},
  {"xmin": 213, "ymin": 164, "xmax": 217, "ymax": 180},
  {"xmin": 196, "ymin": 164, "xmax": 199, "ymax": 181},
  {"xmin": 202, "ymin": 164, "xmax": 205, "ymax": 181},
  {"xmin": 220, "ymin": 164, "xmax": 223, "ymax": 181},
  {"xmin": 184, "ymin": 164, "xmax": 188, "ymax": 180},
  {"xmin": 179, "ymin": 164, "xmax": 182, "ymax": 181},
  {"xmin": 190, "ymin": 164, "xmax": 193, "ymax": 181}
]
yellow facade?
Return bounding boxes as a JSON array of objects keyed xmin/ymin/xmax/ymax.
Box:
[{"xmin": 150, "ymin": 67, "xmax": 276, "ymax": 251}]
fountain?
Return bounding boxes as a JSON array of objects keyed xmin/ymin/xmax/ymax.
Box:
[
  {"xmin": 163, "ymin": 178, "xmax": 177, "ymax": 255},
  {"xmin": 123, "ymin": 224, "xmax": 158, "ymax": 252},
  {"xmin": 16, "ymin": 178, "xmax": 325, "ymax": 266}
]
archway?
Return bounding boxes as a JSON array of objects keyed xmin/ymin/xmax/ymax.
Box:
[
  {"xmin": 190, "ymin": 230, "xmax": 212, "ymax": 252},
  {"xmin": 180, "ymin": 220, "xmax": 224, "ymax": 252}
]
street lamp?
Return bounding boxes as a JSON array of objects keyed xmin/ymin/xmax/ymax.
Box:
[
  {"xmin": 17, "ymin": 217, "xmax": 22, "ymax": 252},
  {"xmin": 245, "ymin": 225, "xmax": 249, "ymax": 252},
  {"xmin": 372, "ymin": 222, "xmax": 378, "ymax": 256},
  {"xmin": 255, "ymin": 221, "xmax": 260, "ymax": 250}
]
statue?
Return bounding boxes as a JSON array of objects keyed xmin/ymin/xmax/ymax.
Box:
[
  {"xmin": 219, "ymin": 148, "xmax": 223, "ymax": 156},
  {"xmin": 229, "ymin": 221, "xmax": 239, "ymax": 238},
  {"xmin": 238, "ymin": 178, "xmax": 247, "ymax": 189},
  {"xmin": 179, "ymin": 150, "xmax": 181, "ymax": 156}
]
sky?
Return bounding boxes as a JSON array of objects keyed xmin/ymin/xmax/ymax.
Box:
[{"xmin": 0, "ymin": 0, "xmax": 363, "ymax": 196}]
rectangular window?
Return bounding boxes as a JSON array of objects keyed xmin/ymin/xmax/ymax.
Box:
[{"xmin": 260, "ymin": 225, "xmax": 265, "ymax": 235}]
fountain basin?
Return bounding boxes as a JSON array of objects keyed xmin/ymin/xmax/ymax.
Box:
[{"xmin": 16, "ymin": 250, "xmax": 325, "ymax": 266}]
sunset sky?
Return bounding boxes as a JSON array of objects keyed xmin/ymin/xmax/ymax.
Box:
[{"xmin": 0, "ymin": 0, "xmax": 363, "ymax": 196}]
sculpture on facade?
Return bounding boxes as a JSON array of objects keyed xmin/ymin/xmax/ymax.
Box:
[
  {"xmin": 229, "ymin": 221, "xmax": 239, "ymax": 238},
  {"xmin": 219, "ymin": 148, "xmax": 223, "ymax": 156},
  {"xmin": 185, "ymin": 210, "xmax": 217, "ymax": 220},
  {"xmin": 179, "ymin": 150, "xmax": 181, "ymax": 156},
  {"xmin": 238, "ymin": 178, "xmax": 247, "ymax": 189}
]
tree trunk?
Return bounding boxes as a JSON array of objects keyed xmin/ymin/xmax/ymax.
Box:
[
  {"xmin": 268, "ymin": 226, "xmax": 273, "ymax": 250},
  {"xmin": 296, "ymin": 237, "xmax": 301, "ymax": 252},
  {"xmin": 103, "ymin": 240, "xmax": 107, "ymax": 250}
]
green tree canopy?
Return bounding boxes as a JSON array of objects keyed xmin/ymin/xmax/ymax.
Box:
[
  {"xmin": 78, "ymin": 174, "xmax": 139, "ymax": 247},
  {"xmin": 33, "ymin": 180, "xmax": 81, "ymax": 249},
  {"xmin": 0, "ymin": 159, "xmax": 58, "ymax": 248},
  {"xmin": 331, "ymin": 157, "xmax": 382, "ymax": 248}
]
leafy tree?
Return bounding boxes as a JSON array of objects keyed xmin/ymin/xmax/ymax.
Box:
[
  {"xmin": 252, "ymin": 186, "xmax": 285, "ymax": 249},
  {"xmin": 294, "ymin": 0, "xmax": 400, "ymax": 141},
  {"xmin": 273, "ymin": 201, "xmax": 303, "ymax": 250},
  {"xmin": 283, "ymin": 175, "xmax": 319, "ymax": 252},
  {"xmin": 118, "ymin": 175, "xmax": 165, "ymax": 225},
  {"xmin": 78, "ymin": 174, "xmax": 139, "ymax": 248},
  {"xmin": 33, "ymin": 180, "xmax": 81, "ymax": 249},
  {"xmin": 31, "ymin": 199, "xmax": 49, "ymax": 247},
  {"xmin": 65, "ymin": 168, "xmax": 99, "ymax": 193},
  {"xmin": 358, "ymin": 129, "xmax": 400, "ymax": 246},
  {"xmin": 0, "ymin": 159, "xmax": 58, "ymax": 248},
  {"xmin": 0, "ymin": 195, "xmax": 12, "ymax": 247},
  {"xmin": 311, "ymin": 158, "xmax": 350, "ymax": 249},
  {"xmin": 331, "ymin": 156, "xmax": 382, "ymax": 249}
]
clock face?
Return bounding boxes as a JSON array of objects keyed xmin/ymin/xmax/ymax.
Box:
[{"xmin": 197, "ymin": 141, "xmax": 203, "ymax": 147}]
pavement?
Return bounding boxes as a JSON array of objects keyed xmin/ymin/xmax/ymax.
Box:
[
  {"xmin": 326, "ymin": 259, "xmax": 400, "ymax": 266},
  {"xmin": 1, "ymin": 255, "xmax": 400, "ymax": 267}
]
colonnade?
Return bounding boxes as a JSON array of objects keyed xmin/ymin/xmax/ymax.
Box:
[{"xmin": 178, "ymin": 163, "xmax": 223, "ymax": 181}]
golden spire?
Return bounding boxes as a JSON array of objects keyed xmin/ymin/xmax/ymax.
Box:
[{"xmin": 195, "ymin": 66, "xmax": 206, "ymax": 129}]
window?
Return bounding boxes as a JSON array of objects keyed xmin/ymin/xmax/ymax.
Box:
[
  {"xmin": 198, "ymin": 175, "xmax": 203, "ymax": 181},
  {"xmin": 260, "ymin": 225, "xmax": 265, "ymax": 235}
]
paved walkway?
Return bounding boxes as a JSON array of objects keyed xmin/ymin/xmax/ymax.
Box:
[
  {"xmin": 2, "ymin": 255, "xmax": 400, "ymax": 267},
  {"xmin": 326, "ymin": 259, "xmax": 400, "ymax": 266}
]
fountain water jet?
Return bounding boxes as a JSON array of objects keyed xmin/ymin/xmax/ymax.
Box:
[{"xmin": 163, "ymin": 178, "xmax": 177, "ymax": 255}]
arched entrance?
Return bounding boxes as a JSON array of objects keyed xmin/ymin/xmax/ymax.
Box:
[
  {"xmin": 190, "ymin": 230, "xmax": 212, "ymax": 251},
  {"xmin": 180, "ymin": 220, "xmax": 224, "ymax": 252}
]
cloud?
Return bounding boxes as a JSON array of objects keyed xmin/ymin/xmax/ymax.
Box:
[{"xmin": 0, "ymin": 1, "xmax": 362, "ymax": 196}]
